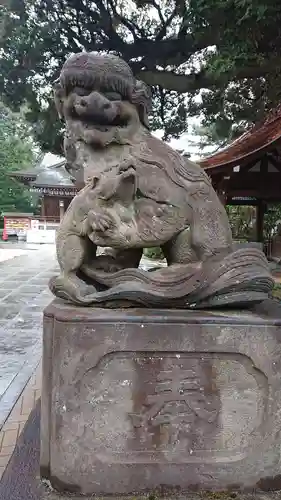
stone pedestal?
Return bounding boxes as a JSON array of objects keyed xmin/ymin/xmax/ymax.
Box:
[{"xmin": 41, "ymin": 299, "xmax": 281, "ymax": 496}]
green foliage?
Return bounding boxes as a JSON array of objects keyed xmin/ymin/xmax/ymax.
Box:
[
  {"xmin": 143, "ymin": 247, "xmax": 164, "ymax": 260},
  {"xmin": 264, "ymin": 205, "xmax": 281, "ymax": 241},
  {"xmin": 2, "ymin": 0, "xmax": 281, "ymax": 151},
  {"xmin": 226, "ymin": 205, "xmax": 255, "ymax": 241},
  {"xmin": 0, "ymin": 102, "xmax": 38, "ymax": 216},
  {"xmin": 188, "ymin": 0, "xmax": 281, "ymax": 133},
  {"xmin": 226, "ymin": 204, "xmax": 281, "ymax": 242},
  {"xmin": 272, "ymin": 283, "xmax": 281, "ymax": 301},
  {"xmin": 188, "ymin": 119, "xmax": 246, "ymax": 155}
]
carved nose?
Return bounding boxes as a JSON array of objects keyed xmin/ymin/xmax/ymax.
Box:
[
  {"xmin": 88, "ymin": 92, "xmax": 112, "ymax": 112},
  {"xmin": 81, "ymin": 96, "xmax": 110, "ymax": 110},
  {"xmin": 75, "ymin": 91, "xmax": 116, "ymax": 121},
  {"xmin": 79, "ymin": 98, "xmax": 88, "ymax": 107}
]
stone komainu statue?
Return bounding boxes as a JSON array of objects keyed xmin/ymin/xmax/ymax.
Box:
[{"xmin": 49, "ymin": 51, "xmax": 273, "ymax": 308}]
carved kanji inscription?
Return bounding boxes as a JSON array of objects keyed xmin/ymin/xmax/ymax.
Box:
[
  {"xmin": 129, "ymin": 357, "xmax": 219, "ymax": 450},
  {"xmin": 58, "ymin": 351, "xmax": 268, "ymax": 464}
]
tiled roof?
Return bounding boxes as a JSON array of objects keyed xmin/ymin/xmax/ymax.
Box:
[
  {"xmin": 199, "ymin": 105, "xmax": 281, "ymax": 170},
  {"xmin": 10, "ymin": 155, "xmax": 73, "ymax": 188},
  {"xmin": 33, "ymin": 160, "xmax": 73, "ymax": 187}
]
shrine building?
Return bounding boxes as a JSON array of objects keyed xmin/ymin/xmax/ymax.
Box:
[{"xmin": 198, "ymin": 106, "xmax": 281, "ymax": 255}]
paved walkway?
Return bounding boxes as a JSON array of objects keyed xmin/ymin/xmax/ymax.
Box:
[
  {"xmin": 0, "ymin": 246, "xmax": 163, "ymax": 429},
  {"xmin": 0, "ymin": 363, "xmax": 41, "ymax": 478},
  {"xmin": 0, "ymin": 244, "xmax": 57, "ymax": 429}
]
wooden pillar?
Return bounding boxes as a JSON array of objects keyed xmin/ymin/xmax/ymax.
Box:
[
  {"xmin": 218, "ymin": 191, "xmax": 227, "ymax": 206},
  {"xmin": 256, "ymin": 200, "xmax": 265, "ymax": 243},
  {"xmin": 216, "ymin": 174, "xmax": 230, "ymax": 206},
  {"xmin": 59, "ymin": 199, "xmax": 65, "ymax": 221},
  {"xmin": 41, "ymin": 196, "xmax": 46, "ymax": 217}
]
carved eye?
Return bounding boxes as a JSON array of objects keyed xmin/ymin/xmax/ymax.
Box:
[
  {"xmin": 91, "ymin": 176, "xmax": 99, "ymax": 189},
  {"xmin": 103, "ymin": 92, "xmax": 122, "ymax": 101},
  {"xmin": 73, "ymin": 87, "xmax": 91, "ymax": 97}
]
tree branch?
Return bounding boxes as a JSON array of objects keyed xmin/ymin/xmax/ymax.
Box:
[
  {"xmin": 149, "ymin": 0, "xmax": 165, "ymax": 27},
  {"xmin": 159, "ymin": 88, "xmax": 166, "ymax": 126},
  {"xmin": 137, "ymin": 56, "xmax": 281, "ymax": 93},
  {"xmin": 155, "ymin": 7, "xmax": 178, "ymax": 41},
  {"xmin": 107, "ymin": 0, "xmax": 145, "ymax": 40},
  {"xmin": 125, "ymin": 32, "xmax": 216, "ymax": 69},
  {"xmin": 138, "ymin": 68, "xmax": 217, "ymax": 92},
  {"xmin": 61, "ymin": 0, "xmax": 126, "ymax": 50}
]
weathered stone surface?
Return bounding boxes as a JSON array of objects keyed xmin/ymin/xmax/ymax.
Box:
[
  {"xmin": 41, "ymin": 299, "xmax": 281, "ymax": 496},
  {"xmin": 49, "ymin": 51, "xmax": 273, "ymax": 309},
  {"xmin": 41, "ymin": 490, "xmax": 281, "ymax": 500}
]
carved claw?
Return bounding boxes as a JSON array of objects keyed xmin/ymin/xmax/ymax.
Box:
[
  {"xmin": 120, "ymin": 167, "xmax": 136, "ymax": 180},
  {"xmin": 83, "ymin": 129, "xmax": 98, "ymax": 144},
  {"xmin": 87, "ymin": 209, "xmax": 115, "ymax": 233},
  {"xmin": 139, "ymin": 203, "xmax": 168, "ymax": 219},
  {"xmin": 156, "ymin": 205, "xmax": 168, "ymax": 216},
  {"xmin": 117, "ymin": 158, "xmax": 136, "ymax": 176}
]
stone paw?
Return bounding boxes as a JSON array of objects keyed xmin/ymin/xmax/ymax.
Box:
[{"xmin": 48, "ymin": 275, "xmax": 97, "ymax": 305}]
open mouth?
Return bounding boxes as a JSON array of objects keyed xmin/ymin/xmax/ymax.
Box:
[
  {"xmin": 95, "ymin": 115, "xmax": 129, "ymax": 129},
  {"xmin": 74, "ymin": 111, "xmax": 129, "ymax": 130}
]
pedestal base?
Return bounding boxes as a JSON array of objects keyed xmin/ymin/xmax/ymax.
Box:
[
  {"xmin": 40, "ymin": 489, "xmax": 281, "ymax": 500},
  {"xmin": 41, "ymin": 299, "xmax": 281, "ymax": 496}
]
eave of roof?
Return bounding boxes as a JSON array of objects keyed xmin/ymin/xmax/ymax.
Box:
[
  {"xmin": 199, "ymin": 105, "xmax": 281, "ymax": 171},
  {"xmin": 9, "ymin": 172, "xmax": 37, "ymax": 180},
  {"xmin": 2, "ymin": 212, "xmax": 34, "ymax": 217}
]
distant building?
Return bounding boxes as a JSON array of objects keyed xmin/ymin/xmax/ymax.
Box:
[
  {"xmin": 9, "ymin": 153, "xmax": 76, "ymax": 222},
  {"xmin": 5, "ymin": 154, "xmax": 76, "ymax": 242}
]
